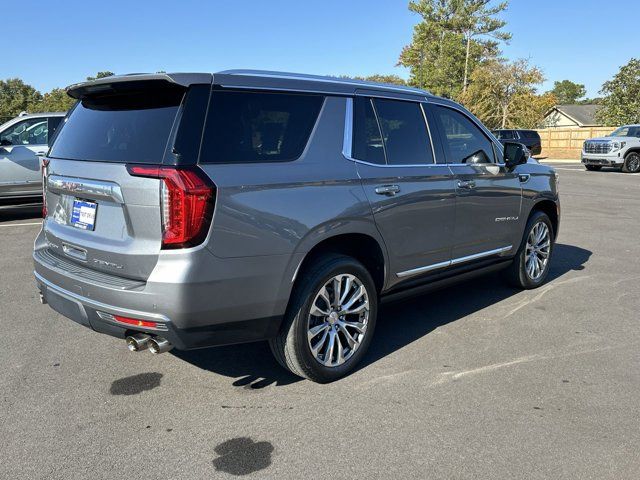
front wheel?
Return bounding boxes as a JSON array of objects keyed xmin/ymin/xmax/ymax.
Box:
[
  {"xmin": 269, "ymin": 254, "xmax": 377, "ymax": 383},
  {"xmin": 622, "ymin": 152, "xmax": 640, "ymax": 173},
  {"xmin": 585, "ymin": 165, "xmax": 602, "ymax": 171},
  {"xmin": 505, "ymin": 211, "xmax": 554, "ymax": 289}
]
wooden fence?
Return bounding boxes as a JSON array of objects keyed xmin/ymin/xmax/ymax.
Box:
[{"xmin": 535, "ymin": 127, "xmax": 613, "ymax": 159}]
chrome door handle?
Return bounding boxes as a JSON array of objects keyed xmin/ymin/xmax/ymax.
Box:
[
  {"xmin": 457, "ymin": 180, "xmax": 476, "ymax": 190},
  {"xmin": 519, "ymin": 174, "xmax": 530, "ymax": 183},
  {"xmin": 36, "ymin": 151, "xmax": 47, "ymax": 156},
  {"xmin": 375, "ymin": 184, "xmax": 401, "ymax": 196}
]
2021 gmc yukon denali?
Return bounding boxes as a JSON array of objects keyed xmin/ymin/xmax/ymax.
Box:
[{"xmin": 34, "ymin": 71, "xmax": 560, "ymax": 382}]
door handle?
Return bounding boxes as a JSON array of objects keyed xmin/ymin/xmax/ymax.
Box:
[
  {"xmin": 518, "ymin": 174, "xmax": 530, "ymax": 183},
  {"xmin": 375, "ymin": 184, "xmax": 401, "ymax": 196},
  {"xmin": 457, "ymin": 180, "xmax": 476, "ymax": 190},
  {"xmin": 35, "ymin": 151, "xmax": 47, "ymax": 156}
]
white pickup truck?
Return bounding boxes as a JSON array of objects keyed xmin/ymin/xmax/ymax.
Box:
[{"xmin": 582, "ymin": 125, "xmax": 640, "ymax": 173}]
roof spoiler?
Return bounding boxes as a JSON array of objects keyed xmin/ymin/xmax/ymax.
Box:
[{"xmin": 66, "ymin": 73, "xmax": 213, "ymax": 99}]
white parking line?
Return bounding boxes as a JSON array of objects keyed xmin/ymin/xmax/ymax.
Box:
[{"xmin": 0, "ymin": 222, "xmax": 42, "ymax": 227}]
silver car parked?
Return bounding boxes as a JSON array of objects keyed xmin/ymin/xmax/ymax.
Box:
[
  {"xmin": 0, "ymin": 112, "xmax": 65, "ymax": 201},
  {"xmin": 34, "ymin": 71, "xmax": 560, "ymax": 382}
]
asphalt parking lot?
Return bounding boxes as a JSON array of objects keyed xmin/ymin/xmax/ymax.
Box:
[{"xmin": 1, "ymin": 162, "xmax": 639, "ymax": 479}]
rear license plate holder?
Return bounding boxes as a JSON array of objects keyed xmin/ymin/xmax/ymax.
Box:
[{"xmin": 71, "ymin": 199, "xmax": 97, "ymax": 231}]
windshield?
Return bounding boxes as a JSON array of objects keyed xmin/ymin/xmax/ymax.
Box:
[
  {"xmin": 49, "ymin": 88, "xmax": 183, "ymax": 163},
  {"xmin": 608, "ymin": 126, "xmax": 640, "ymax": 138}
]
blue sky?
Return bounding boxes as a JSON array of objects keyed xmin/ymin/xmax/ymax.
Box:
[{"xmin": 6, "ymin": 0, "xmax": 636, "ymax": 98}]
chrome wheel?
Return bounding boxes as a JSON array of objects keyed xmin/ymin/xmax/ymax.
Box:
[
  {"xmin": 307, "ymin": 274, "xmax": 370, "ymax": 367},
  {"xmin": 525, "ymin": 222, "xmax": 551, "ymax": 281}
]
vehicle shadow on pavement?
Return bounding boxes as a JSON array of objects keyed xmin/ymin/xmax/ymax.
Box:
[
  {"xmin": 358, "ymin": 243, "xmax": 592, "ymax": 373},
  {"xmin": 174, "ymin": 243, "xmax": 591, "ymax": 387},
  {"xmin": 173, "ymin": 341, "xmax": 303, "ymax": 388}
]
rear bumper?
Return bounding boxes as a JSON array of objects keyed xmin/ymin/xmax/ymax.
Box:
[
  {"xmin": 36, "ymin": 271, "xmax": 281, "ymax": 349},
  {"xmin": 33, "ymin": 230, "xmax": 295, "ymax": 349}
]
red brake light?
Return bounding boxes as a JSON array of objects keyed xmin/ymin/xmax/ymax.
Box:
[
  {"xmin": 127, "ymin": 165, "xmax": 215, "ymax": 249},
  {"xmin": 41, "ymin": 158, "xmax": 50, "ymax": 218}
]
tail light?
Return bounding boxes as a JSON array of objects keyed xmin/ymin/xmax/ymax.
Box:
[
  {"xmin": 127, "ymin": 165, "xmax": 215, "ymax": 249},
  {"xmin": 41, "ymin": 158, "xmax": 50, "ymax": 218}
]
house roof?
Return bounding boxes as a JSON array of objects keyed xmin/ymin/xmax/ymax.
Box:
[{"xmin": 546, "ymin": 104, "xmax": 601, "ymax": 127}]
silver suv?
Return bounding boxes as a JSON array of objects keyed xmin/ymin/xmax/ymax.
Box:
[
  {"xmin": 34, "ymin": 71, "xmax": 560, "ymax": 382},
  {"xmin": 1, "ymin": 112, "xmax": 65, "ymax": 202}
]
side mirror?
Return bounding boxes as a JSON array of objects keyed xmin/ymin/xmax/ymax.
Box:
[{"xmin": 503, "ymin": 142, "xmax": 529, "ymax": 169}]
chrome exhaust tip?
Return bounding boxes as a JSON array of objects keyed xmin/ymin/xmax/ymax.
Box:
[
  {"xmin": 39, "ymin": 292, "xmax": 47, "ymax": 305},
  {"xmin": 125, "ymin": 334, "xmax": 151, "ymax": 352},
  {"xmin": 148, "ymin": 337, "xmax": 172, "ymax": 354}
]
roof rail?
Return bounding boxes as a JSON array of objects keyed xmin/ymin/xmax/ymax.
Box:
[{"xmin": 217, "ymin": 69, "xmax": 431, "ymax": 96}]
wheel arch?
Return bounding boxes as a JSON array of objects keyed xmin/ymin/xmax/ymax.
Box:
[
  {"xmin": 293, "ymin": 232, "xmax": 387, "ymax": 294},
  {"xmin": 530, "ymin": 198, "xmax": 559, "ymax": 239}
]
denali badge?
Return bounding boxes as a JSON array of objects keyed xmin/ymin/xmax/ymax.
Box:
[
  {"xmin": 495, "ymin": 216, "xmax": 519, "ymax": 222},
  {"xmin": 93, "ymin": 258, "xmax": 124, "ymax": 269}
]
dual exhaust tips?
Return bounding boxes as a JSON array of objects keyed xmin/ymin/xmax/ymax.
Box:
[{"xmin": 126, "ymin": 333, "xmax": 172, "ymax": 354}]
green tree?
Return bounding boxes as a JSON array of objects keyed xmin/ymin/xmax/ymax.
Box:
[
  {"xmin": 0, "ymin": 78, "xmax": 42, "ymax": 120},
  {"xmin": 596, "ymin": 58, "xmax": 640, "ymax": 126},
  {"xmin": 460, "ymin": 59, "xmax": 553, "ymax": 129},
  {"xmin": 86, "ymin": 71, "xmax": 115, "ymax": 81},
  {"xmin": 32, "ymin": 88, "xmax": 75, "ymax": 113},
  {"xmin": 550, "ymin": 80, "xmax": 586, "ymax": 104},
  {"xmin": 353, "ymin": 74, "xmax": 407, "ymax": 86},
  {"xmin": 398, "ymin": 0, "xmax": 508, "ymax": 98}
]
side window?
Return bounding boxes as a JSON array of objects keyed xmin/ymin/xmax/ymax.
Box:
[
  {"xmin": 352, "ymin": 97, "xmax": 385, "ymax": 165},
  {"xmin": 200, "ymin": 91, "xmax": 324, "ymax": 164},
  {"xmin": 0, "ymin": 118, "xmax": 49, "ymax": 146},
  {"xmin": 432, "ymin": 106, "xmax": 496, "ymax": 164},
  {"xmin": 372, "ymin": 98, "xmax": 433, "ymax": 165}
]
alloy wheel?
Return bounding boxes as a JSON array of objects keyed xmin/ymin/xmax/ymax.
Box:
[
  {"xmin": 307, "ymin": 274, "xmax": 370, "ymax": 367},
  {"xmin": 525, "ymin": 222, "xmax": 551, "ymax": 281}
]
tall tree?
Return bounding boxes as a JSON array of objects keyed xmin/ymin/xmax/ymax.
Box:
[
  {"xmin": 0, "ymin": 79, "xmax": 42, "ymax": 120},
  {"xmin": 550, "ymin": 80, "xmax": 586, "ymax": 104},
  {"xmin": 86, "ymin": 71, "xmax": 115, "ymax": 81},
  {"xmin": 354, "ymin": 74, "xmax": 407, "ymax": 86},
  {"xmin": 596, "ymin": 58, "xmax": 640, "ymax": 126},
  {"xmin": 398, "ymin": 0, "xmax": 508, "ymax": 98},
  {"xmin": 32, "ymin": 88, "xmax": 76, "ymax": 113},
  {"xmin": 459, "ymin": 59, "xmax": 554, "ymax": 129},
  {"xmin": 448, "ymin": 0, "xmax": 511, "ymax": 93}
]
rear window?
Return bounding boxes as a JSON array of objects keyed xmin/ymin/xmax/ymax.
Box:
[
  {"xmin": 199, "ymin": 91, "xmax": 324, "ymax": 164},
  {"xmin": 49, "ymin": 88, "xmax": 183, "ymax": 163},
  {"xmin": 520, "ymin": 130, "xmax": 540, "ymax": 139}
]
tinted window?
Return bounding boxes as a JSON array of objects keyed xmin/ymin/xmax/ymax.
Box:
[
  {"xmin": 494, "ymin": 130, "xmax": 515, "ymax": 140},
  {"xmin": 200, "ymin": 91, "xmax": 324, "ymax": 164},
  {"xmin": 372, "ymin": 99, "xmax": 433, "ymax": 165},
  {"xmin": 433, "ymin": 106, "xmax": 495, "ymax": 164},
  {"xmin": 49, "ymin": 88, "xmax": 183, "ymax": 163},
  {"xmin": 1, "ymin": 118, "xmax": 50, "ymax": 146},
  {"xmin": 520, "ymin": 130, "xmax": 540, "ymax": 139},
  {"xmin": 352, "ymin": 97, "xmax": 385, "ymax": 164}
]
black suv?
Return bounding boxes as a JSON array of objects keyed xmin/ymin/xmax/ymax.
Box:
[{"xmin": 493, "ymin": 129, "xmax": 542, "ymax": 155}]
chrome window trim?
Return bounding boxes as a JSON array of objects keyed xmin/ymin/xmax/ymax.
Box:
[
  {"xmin": 342, "ymin": 97, "xmax": 442, "ymax": 168},
  {"xmin": 396, "ymin": 245, "xmax": 513, "ymax": 279}
]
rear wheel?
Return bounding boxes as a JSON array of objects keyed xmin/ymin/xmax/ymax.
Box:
[
  {"xmin": 269, "ymin": 254, "xmax": 377, "ymax": 383},
  {"xmin": 505, "ymin": 211, "xmax": 554, "ymax": 289},
  {"xmin": 585, "ymin": 165, "xmax": 602, "ymax": 171},
  {"xmin": 622, "ymin": 152, "xmax": 640, "ymax": 173}
]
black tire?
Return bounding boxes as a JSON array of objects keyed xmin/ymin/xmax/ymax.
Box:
[
  {"xmin": 505, "ymin": 211, "xmax": 554, "ymax": 289},
  {"xmin": 622, "ymin": 152, "xmax": 640, "ymax": 173},
  {"xmin": 585, "ymin": 165, "xmax": 602, "ymax": 171},
  {"xmin": 269, "ymin": 254, "xmax": 378, "ymax": 383}
]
